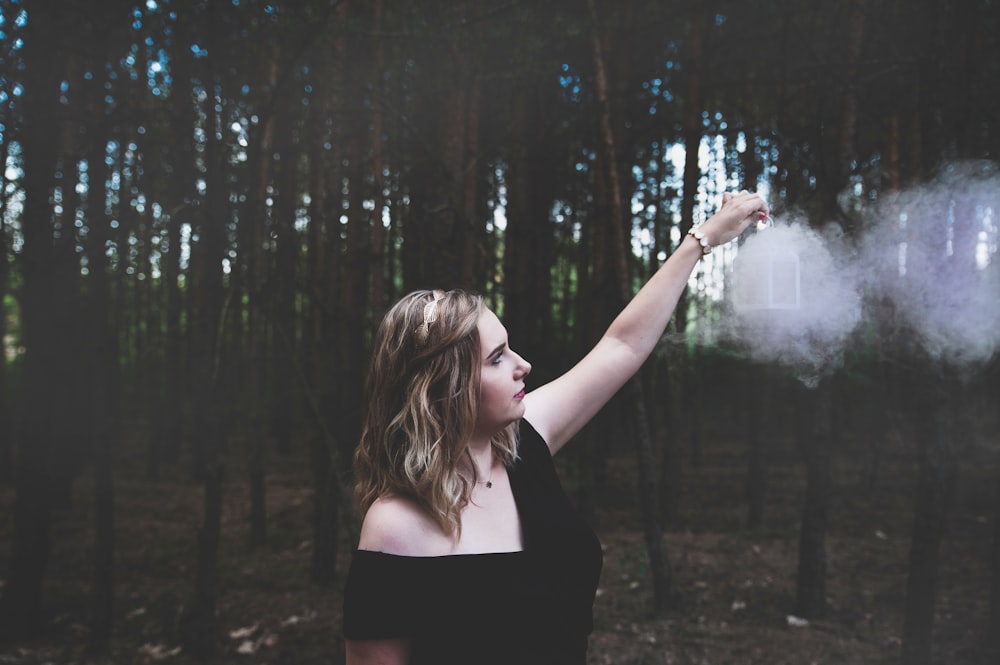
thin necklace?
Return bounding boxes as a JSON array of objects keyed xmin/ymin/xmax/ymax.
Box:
[
  {"xmin": 478, "ymin": 467, "xmax": 494, "ymax": 489},
  {"xmin": 475, "ymin": 454, "xmax": 494, "ymax": 489}
]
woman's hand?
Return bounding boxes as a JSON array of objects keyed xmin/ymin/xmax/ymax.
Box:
[{"xmin": 700, "ymin": 190, "xmax": 769, "ymax": 248}]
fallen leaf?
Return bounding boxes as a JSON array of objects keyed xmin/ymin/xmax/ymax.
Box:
[
  {"xmin": 229, "ymin": 623, "xmax": 259, "ymax": 640},
  {"xmin": 786, "ymin": 615, "xmax": 809, "ymax": 628},
  {"xmin": 138, "ymin": 643, "xmax": 182, "ymax": 660}
]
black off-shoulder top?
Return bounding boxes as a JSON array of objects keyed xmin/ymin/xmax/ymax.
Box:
[{"xmin": 342, "ymin": 419, "xmax": 603, "ymax": 665}]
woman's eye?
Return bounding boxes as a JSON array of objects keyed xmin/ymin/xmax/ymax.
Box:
[{"xmin": 490, "ymin": 353, "xmax": 502, "ymax": 365}]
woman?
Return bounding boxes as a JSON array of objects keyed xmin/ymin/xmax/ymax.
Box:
[{"xmin": 343, "ymin": 191, "xmax": 769, "ymax": 664}]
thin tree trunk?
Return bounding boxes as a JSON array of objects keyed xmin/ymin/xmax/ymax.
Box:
[
  {"xmin": 657, "ymin": 398, "xmax": 681, "ymax": 528},
  {"xmin": 180, "ymin": 14, "xmax": 229, "ymax": 653},
  {"xmin": 459, "ymin": 74, "xmax": 482, "ymax": 289},
  {"xmin": 160, "ymin": 200, "xmax": 186, "ymax": 471},
  {"xmin": 82, "ymin": 127, "xmax": 119, "ymax": 658},
  {"xmin": 990, "ymin": 432, "xmax": 1000, "ymax": 662},
  {"xmin": 336, "ymin": 1, "xmax": 371, "ymax": 470},
  {"xmin": 337, "ymin": 136, "xmax": 369, "ymax": 466},
  {"xmin": 158, "ymin": 29, "xmax": 200, "ymax": 474},
  {"xmin": 271, "ymin": 97, "xmax": 299, "ymax": 460},
  {"xmin": 0, "ymin": 2, "xmax": 63, "ymax": 640},
  {"xmin": 587, "ymin": 0, "xmax": 673, "ymax": 611},
  {"xmin": 900, "ymin": 375, "xmax": 959, "ymax": 665},
  {"xmin": 745, "ymin": 363, "xmax": 772, "ymax": 529},
  {"xmin": 369, "ymin": 0, "xmax": 387, "ymax": 315},
  {"xmin": 0, "ymin": 133, "xmax": 10, "ymax": 485},
  {"xmin": 241, "ymin": 67, "xmax": 275, "ymax": 548},
  {"xmin": 794, "ymin": 378, "xmax": 832, "ymax": 619},
  {"xmin": 902, "ymin": 182, "xmax": 978, "ymax": 663},
  {"xmin": 573, "ymin": 203, "xmax": 609, "ymax": 528},
  {"xmin": 504, "ymin": 80, "xmax": 556, "ymax": 370},
  {"xmin": 311, "ymin": 433, "xmax": 341, "ymax": 588},
  {"xmin": 655, "ymin": 352, "xmax": 680, "ymax": 529},
  {"xmin": 301, "ymin": 52, "xmax": 339, "ymax": 588},
  {"xmin": 679, "ymin": 9, "xmax": 708, "ymax": 471},
  {"xmin": 677, "ymin": 7, "xmax": 705, "ymax": 336},
  {"xmin": 834, "ymin": 0, "xmax": 865, "ymax": 222}
]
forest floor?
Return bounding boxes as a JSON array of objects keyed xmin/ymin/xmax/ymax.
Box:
[{"xmin": 0, "ymin": 421, "xmax": 996, "ymax": 665}]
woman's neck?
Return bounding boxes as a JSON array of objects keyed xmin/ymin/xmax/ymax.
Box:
[{"xmin": 463, "ymin": 438, "xmax": 496, "ymax": 480}]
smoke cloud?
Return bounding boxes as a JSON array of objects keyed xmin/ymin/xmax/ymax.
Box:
[
  {"xmin": 717, "ymin": 160, "xmax": 1000, "ymax": 386},
  {"xmin": 855, "ymin": 161, "xmax": 1000, "ymax": 368},
  {"xmin": 721, "ymin": 222, "xmax": 863, "ymax": 388}
]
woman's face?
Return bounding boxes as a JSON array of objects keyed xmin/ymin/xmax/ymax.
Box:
[{"xmin": 474, "ymin": 308, "xmax": 531, "ymax": 438}]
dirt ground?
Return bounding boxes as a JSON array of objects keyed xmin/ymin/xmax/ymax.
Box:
[{"xmin": 0, "ymin": 427, "xmax": 995, "ymax": 665}]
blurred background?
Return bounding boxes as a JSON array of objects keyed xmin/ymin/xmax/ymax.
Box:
[{"xmin": 0, "ymin": 1, "xmax": 998, "ymax": 663}]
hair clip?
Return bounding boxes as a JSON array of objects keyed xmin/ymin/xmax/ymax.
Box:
[{"xmin": 414, "ymin": 290, "xmax": 445, "ymax": 347}]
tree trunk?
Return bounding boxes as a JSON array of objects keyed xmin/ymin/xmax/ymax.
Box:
[
  {"xmin": 678, "ymin": 9, "xmax": 708, "ymax": 471},
  {"xmin": 458, "ymin": 75, "xmax": 483, "ymax": 289},
  {"xmin": 81, "ymin": 115, "xmax": 120, "ymax": 657},
  {"xmin": 336, "ymin": 131, "xmax": 369, "ymax": 469},
  {"xmin": 657, "ymin": 377, "xmax": 682, "ymax": 529},
  {"xmin": 572, "ymin": 201, "xmax": 610, "ymax": 528},
  {"xmin": 0, "ymin": 2, "xmax": 63, "ymax": 640},
  {"xmin": 156, "ymin": 27, "xmax": 200, "ymax": 475},
  {"xmin": 226, "ymin": 52, "xmax": 278, "ymax": 545},
  {"xmin": 745, "ymin": 363, "xmax": 772, "ymax": 529},
  {"xmin": 587, "ymin": 0, "xmax": 673, "ymax": 611},
  {"xmin": 990, "ymin": 443, "xmax": 1000, "ymax": 662},
  {"xmin": 180, "ymin": 12, "xmax": 229, "ymax": 654},
  {"xmin": 794, "ymin": 378, "xmax": 832, "ymax": 619},
  {"xmin": 311, "ymin": 433, "xmax": 341, "ymax": 588},
  {"xmin": 271, "ymin": 97, "xmax": 299, "ymax": 460},
  {"xmin": 677, "ymin": 6, "xmax": 705, "ymax": 337},
  {"xmin": 504, "ymin": 80, "xmax": 556, "ymax": 374},
  {"xmin": 833, "ymin": 0, "xmax": 866, "ymax": 226},
  {"xmin": 900, "ymin": 371, "xmax": 959, "ymax": 665},
  {"xmin": 0, "ymin": 133, "xmax": 10, "ymax": 485},
  {"xmin": 301, "ymin": 48, "xmax": 339, "ymax": 588},
  {"xmin": 369, "ymin": 0, "xmax": 388, "ymax": 316},
  {"xmin": 159, "ymin": 200, "xmax": 187, "ymax": 473},
  {"xmin": 331, "ymin": 0, "xmax": 370, "ymax": 470}
]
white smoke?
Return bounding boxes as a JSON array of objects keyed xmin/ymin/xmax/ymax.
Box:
[
  {"xmin": 721, "ymin": 221, "xmax": 863, "ymax": 388},
  {"xmin": 855, "ymin": 161, "xmax": 1000, "ymax": 368},
  {"xmin": 717, "ymin": 160, "xmax": 1000, "ymax": 385}
]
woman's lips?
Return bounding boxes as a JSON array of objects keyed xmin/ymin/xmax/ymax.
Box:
[{"xmin": 514, "ymin": 389, "xmax": 525, "ymax": 400}]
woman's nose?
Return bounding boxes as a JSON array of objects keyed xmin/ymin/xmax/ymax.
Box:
[{"xmin": 514, "ymin": 352, "xmax": 531, "ymax": 378}]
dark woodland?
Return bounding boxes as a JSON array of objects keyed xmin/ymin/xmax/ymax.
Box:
[{"xmin": 1, "ymin": 1, "xmax": 999, "ymax": 663}]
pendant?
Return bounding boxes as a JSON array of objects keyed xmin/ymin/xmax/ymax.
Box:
[{"xmin": 485, "ymin": 481, "xmax": 492, "ymax": 489}]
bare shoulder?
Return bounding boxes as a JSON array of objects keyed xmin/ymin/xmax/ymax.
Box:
[{"xmin": 357, "ymin": 495, "xmax": 454, "ymax": 556}]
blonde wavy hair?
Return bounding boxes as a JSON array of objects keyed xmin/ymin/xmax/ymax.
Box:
[{"xmin": 353, "ymin": 289, "xmax": 519, "ymax": 534}]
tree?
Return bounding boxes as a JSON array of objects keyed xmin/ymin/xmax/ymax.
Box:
[
  {"xmin": 0, "ymin": 0, "xmax": 66, "ymax": 641},
  {"xmin": 0, "ymin": 117, "xmax": 11, "ymax": 487},
  {"xmin": 177, "ymin": 2, "xmax": 232, "ymax": 657},
  {"xmin": 900, "ymin": 362, "xmax": 960, "ymax": 665},
  {"xmin": 76, "ymin": 5, "xmax": 140, "ymax": 652},
  {"xmin": 744, "ymin": 362, "xmax": 774, "ymax": 529},
  {"xmin": 0, "ymin": 0, "xmax": 20, "ymax": 490},
  {"xmin": 587, "ymin": 0, "xmax": 674, "ymax": 611},
  {"xmin": 81, "ymin": 127, "xmax": 120, "ymax": 661},
  {"xmin": 793, "ymin": 378, "xmax": 833, "ymax": 619}
]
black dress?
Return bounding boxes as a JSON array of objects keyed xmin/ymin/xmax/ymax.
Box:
[{"xmin": 342, "ymin": 419, "xmax": 603, "ymax": 665}]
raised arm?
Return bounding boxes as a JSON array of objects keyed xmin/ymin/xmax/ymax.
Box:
[{"xmin": 522, "ymin": 191, "xmax": 768, "ymax": 454}]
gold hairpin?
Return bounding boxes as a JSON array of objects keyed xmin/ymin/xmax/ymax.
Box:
[{"xmin": 414, "ymin": 290, "xmax": 445, "ymax": 347}]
